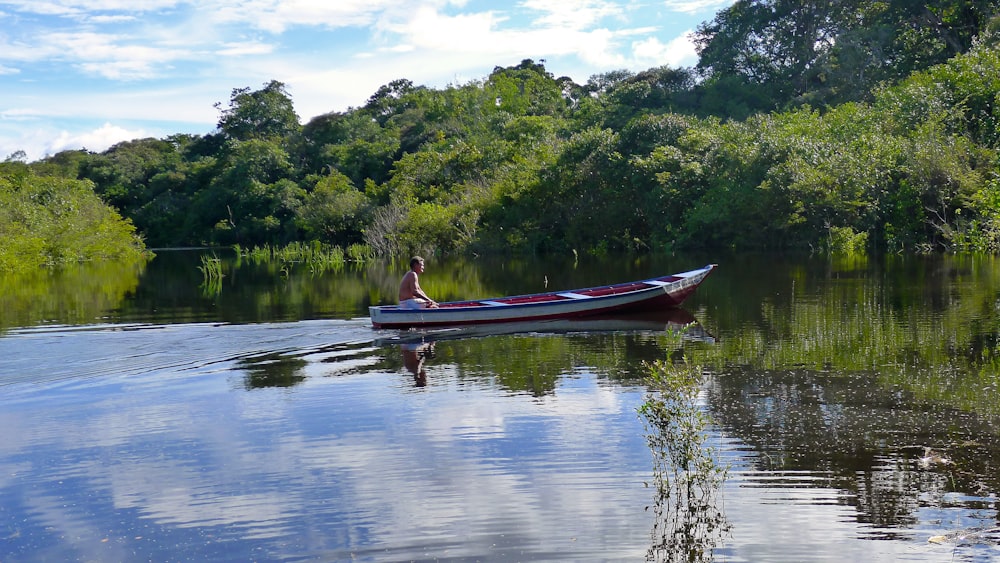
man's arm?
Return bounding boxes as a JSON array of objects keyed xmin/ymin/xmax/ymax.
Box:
[
  {"xmin": 412, "ymin": 276, "xmax": 436, "ymax": 306},
  {"xmin": 413, "ymin": 279, "xmax": 433, "ymax": 302}
]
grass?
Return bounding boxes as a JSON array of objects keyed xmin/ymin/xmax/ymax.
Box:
[{"xmin": 232, "ymin": 242, "xmax": 373, "ymax": 274}]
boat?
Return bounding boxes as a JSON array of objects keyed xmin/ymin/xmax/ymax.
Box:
[
  {"xmin": 375, "ymin": 308, "xmax": 715, "ymax": 345},
  {"xmin": 369, "ymin": 264, "xmax": 716, "ymax": 329}
]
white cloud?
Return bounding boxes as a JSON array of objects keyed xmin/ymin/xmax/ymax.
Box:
[
  {"xmin": 1, "ymin": 108, "xmax": 40, "ymax": 121},
  {"xmin": 215, "ymin": 41, "xmax": 274, "ymax": 57},
  {"xmin": 372, "ymin": 4, "xmax": 634, "ymax": 71},
  {"xmin": 9, "ymin": 31, "xmax": 191, "ymax": 79},
  {"xmin": 47, "ymin": 122, "xmax": 149, "ymax": 154},
  {"xmin": 1, "ymin": 0, "xmax": 181, "ymax": 14},
  {"xmin": 521, "ymin": 0, "xmax": 623, "ymax": 29},
  {"xmin": 631, "ymin": 31, "xmax": 698, "ymax": 68},
  {"xmin": 663, "ymin": 0, "xmax": 733, "ymax": 16},
  {"xmin": 386, "ymin": 6, "xmax": 508, "ymax": 51},
  {"xmin": 0, "ymin": 1, "xmax": 82, "ymax": 16},
  {"xmin": 210, "ymin": 0, "xmax": 399, "ymax": 34},
  {"xmin": 87, "ymin": 14, "xmax": 137, "ymax": 23},
  {"xmin": 77, "ymin": 60, "xmax": 157, "ymax": 80}
]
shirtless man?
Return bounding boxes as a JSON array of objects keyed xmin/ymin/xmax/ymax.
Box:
[{"xmin": 399, "ymin": 256, "xmax": 438, "ymax": 309}]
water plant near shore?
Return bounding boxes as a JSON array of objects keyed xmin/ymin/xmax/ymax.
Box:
[
  {"xmin": 640, "ymin": 353, "xmax": 729, "ymax": 562},
  {"xmin": 232, "ymin": 242, "xmax": 373, "ymax": 273}
]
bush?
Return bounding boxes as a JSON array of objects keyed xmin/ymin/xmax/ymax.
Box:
[{"xmin": 0, "ymin": 163, "xmax": 148, "ymax": 274}]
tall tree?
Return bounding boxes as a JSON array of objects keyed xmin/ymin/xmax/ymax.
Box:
[
  {"xmin": 215, "ymin": 80, "xmax": 301, "ymax": 142},
  {"xmin": 695, "ymin": 0, "xmax": 1000, "ymax": 112}
]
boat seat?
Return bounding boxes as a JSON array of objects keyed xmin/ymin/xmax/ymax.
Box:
[
  {"xmin": 480, "ymin": 300, "xmax": 510, "ymax": 306},
  {"xmin": 557, "ymin": 292, "xmax": 591, "ymax": 299}
]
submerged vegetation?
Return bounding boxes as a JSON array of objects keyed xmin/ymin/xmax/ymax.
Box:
[
  {"xmin": 233, "ymin": 241, "xmax": 372, "ymax": 271},
  {"xmin": 640, "ymin": 353, "xmax": 729, "ymax": 562}
]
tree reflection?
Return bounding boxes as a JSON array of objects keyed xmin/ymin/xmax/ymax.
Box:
[
  {"xmin": 703, "ymin": 367, "xmax": 1000, "ymax": 532},
  {"xmin": 239, "ymin": 353, "xmax": 307, "ymax": 389},
  {"xmin": 0, "ymin": 258, "xmax": 147, "ymax": 332},
  {"xmin": 640, "ymin": 357, "xmax": 729, "ymax": 562}
]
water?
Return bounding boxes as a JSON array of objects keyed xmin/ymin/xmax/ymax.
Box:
[{"xmin": 1, "ymin": 251, "xmax": 999, "ymax": 561}]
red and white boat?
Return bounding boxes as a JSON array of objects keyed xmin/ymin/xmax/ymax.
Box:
[{"xmin": 370, "ymin": 264, "xmax": 716, "ymax": 329}]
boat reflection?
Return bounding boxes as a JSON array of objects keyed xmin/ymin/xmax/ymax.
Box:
[
  {"xmin": 378, "ymin": 308, "xmax": 714, "ymax": 345},
  {"xmin": 383, "ymin": 308, "xmax": 713, "ymax": 388}
]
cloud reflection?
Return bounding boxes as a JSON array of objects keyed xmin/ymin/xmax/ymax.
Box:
[{"xmin": 0, "ymin": 325, "xmax": 656, "ymax": 560}]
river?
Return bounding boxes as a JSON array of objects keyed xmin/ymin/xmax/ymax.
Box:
[{"xmin": 1, "ymin": 250, "xmax": 998, "ymax": 562}]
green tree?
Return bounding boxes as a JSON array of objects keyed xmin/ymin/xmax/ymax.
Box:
[
  {"xmin": 80, "ymin": 138, "xmax": 182, "ymax": 215},
  {"xmin": 302, "ymin": 111, "xmax": 400, "ymax": 186},
  {"xmin": 194, "ymin": 138, "xmax": 302, "ymax": 245},
  {"xmin": 484, "ymin": 59, "xmax": 567, "ymax": 118},
  {"xmin": 216, "ymin": 80, "xmax": 301, "ymax": 142},
  {"xmin": 694, "ymin": 0, "xmax": 1000, "ymax": 113},
  {"xmin": 364, "ymin": 78, "xmax": 421, "ymax": 126},
  {"xmin": 297, "ymin": 169, "xmax": 371, "ymax": 244},
  {"xmin": 0, "ymin": 163, "xmax": 147, "ymax": 273}
]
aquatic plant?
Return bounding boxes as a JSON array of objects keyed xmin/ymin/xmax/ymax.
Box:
[
  {"xmin": 346, "ymin": 243, "xmax": 374, "ymax": 262},
  {"xmin": 197, "ymin": 253, "xmax": 224, "ymax": 296},
  {"xmin": 231, "ymin": 241, "xmax": 368, "ymax": 273},
  {"xmin": 639, "ymin": 354, "xmax": 729, "ymax": 562}
]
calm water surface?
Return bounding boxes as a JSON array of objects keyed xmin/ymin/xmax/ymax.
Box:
[{"xmin": 1, "ymin": 251, "xmax": 999, "ymax": 562}]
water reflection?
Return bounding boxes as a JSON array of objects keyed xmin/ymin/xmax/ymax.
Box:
[
  {"xmin": 0, "ymin": 258, "xmax": 147, "ymax": 332},
  {"xmin": 238, "ymin": 352, "xmax": 308, "ymax": 389},
  {"xmin": 376, "ymin": 309, "xmax": 710, "ymax": 395},
  {"xmin": 400, "ymin": 342, "xmax": 435, "ymax": 386},
  {"xmin": 705, "ymin": 365, "xmax": 1000, "ymax": 557},
  {"xmin": 641, "ymin": 357, "xmax": 729, "ymax": 562},
  {"xmin": 5, "ymin": 252, "xmax": 1000, "ymax": 561}
]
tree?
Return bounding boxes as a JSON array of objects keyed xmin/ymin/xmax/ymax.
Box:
[
  {"xmin": 80, "ymin": 138, "xmax": 180, "ymax": 213},
  {"xmin": 694, "ymin": 0, "xmax": 1000, "ymax": 112},
  {"xmin": 485, "ymin": 59, "xmax": 567, "ymax": 118},
  {"xmin": 365, "ymin": 78, "xmax": 420, "ymax": 125},
  {"xmin": 297, "ymin": 170, "xmax": 370, "ymax": 244},
  {"xmin": 192, "ymin": 138, "xmax": 302, "ymax": 245},
  {"xmin": 302, "ymin": 111, "xmax": 400, "ymax": 186},
  {"xmin": 215, "ymin": 80, "xmax": 301, "ymax": 142},
  {"xmin": 0, "ymin": 164, "xmax": 146, "ymax": 272},
  {"xmin": 592, "ymin": 66, "xmax": 698, "ymax": 128}
]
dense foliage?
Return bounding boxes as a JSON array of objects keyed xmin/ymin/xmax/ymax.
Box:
[
  {"xmin": 694, "ymin": 0, "xmax": 1000, "ymax": 115},
  {"xmin": 11, "ymin": 2, "xmax": 1000, "ymax": 258},
  {"xmin": 0, "ymin": 161, "xmax": 148, "ymax": 273}
]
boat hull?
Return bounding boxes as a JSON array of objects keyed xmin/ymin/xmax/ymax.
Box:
[
  {"xmin": 370, "ymin": 264, "xmax": 715, "ymax": 329},
  {"xmin": 375, "ymin": 308, "xmax": 715, "ymax": 345}
]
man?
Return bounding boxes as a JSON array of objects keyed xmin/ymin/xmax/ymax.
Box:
[{"xmin": 399, "ymin": 256, "xmax": 438, "ymax": 309}]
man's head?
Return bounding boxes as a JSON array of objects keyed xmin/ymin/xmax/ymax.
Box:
[{"xmin": 410, "ymin": 256, "xmax": 425, "ymax": 270}]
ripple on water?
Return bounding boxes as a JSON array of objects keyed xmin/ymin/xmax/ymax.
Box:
[{"xmin": 0, "ymin": 319, "xmax": 375, "ymax": 394}]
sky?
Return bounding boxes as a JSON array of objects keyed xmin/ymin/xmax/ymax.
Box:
[{"xmin": 0, "ymin": 0, "xmax": 736, "ymax": 162}]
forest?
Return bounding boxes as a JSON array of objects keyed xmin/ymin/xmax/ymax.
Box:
[{"xmin": 3, "ymin": 0, "xmax": 1000, "ymax": 273}]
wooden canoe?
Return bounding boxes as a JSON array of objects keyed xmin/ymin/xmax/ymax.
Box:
[
  {"xmin": 374, "ymin": 308, "xmax": 715, "ymax": 344},
  {"xmin": 370, "ymin": 264, "xmax": 716, "ymax": 329}
]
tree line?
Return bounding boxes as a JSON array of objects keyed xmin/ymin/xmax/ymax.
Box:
[{"xmin": 4, "ymin": 0, "xmax": 1000, "ymax": 270}]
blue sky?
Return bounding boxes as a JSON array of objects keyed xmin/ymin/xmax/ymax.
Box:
[{"xmin": 0, "ymin": 0, "xmax": 735, "ymax": 162}]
